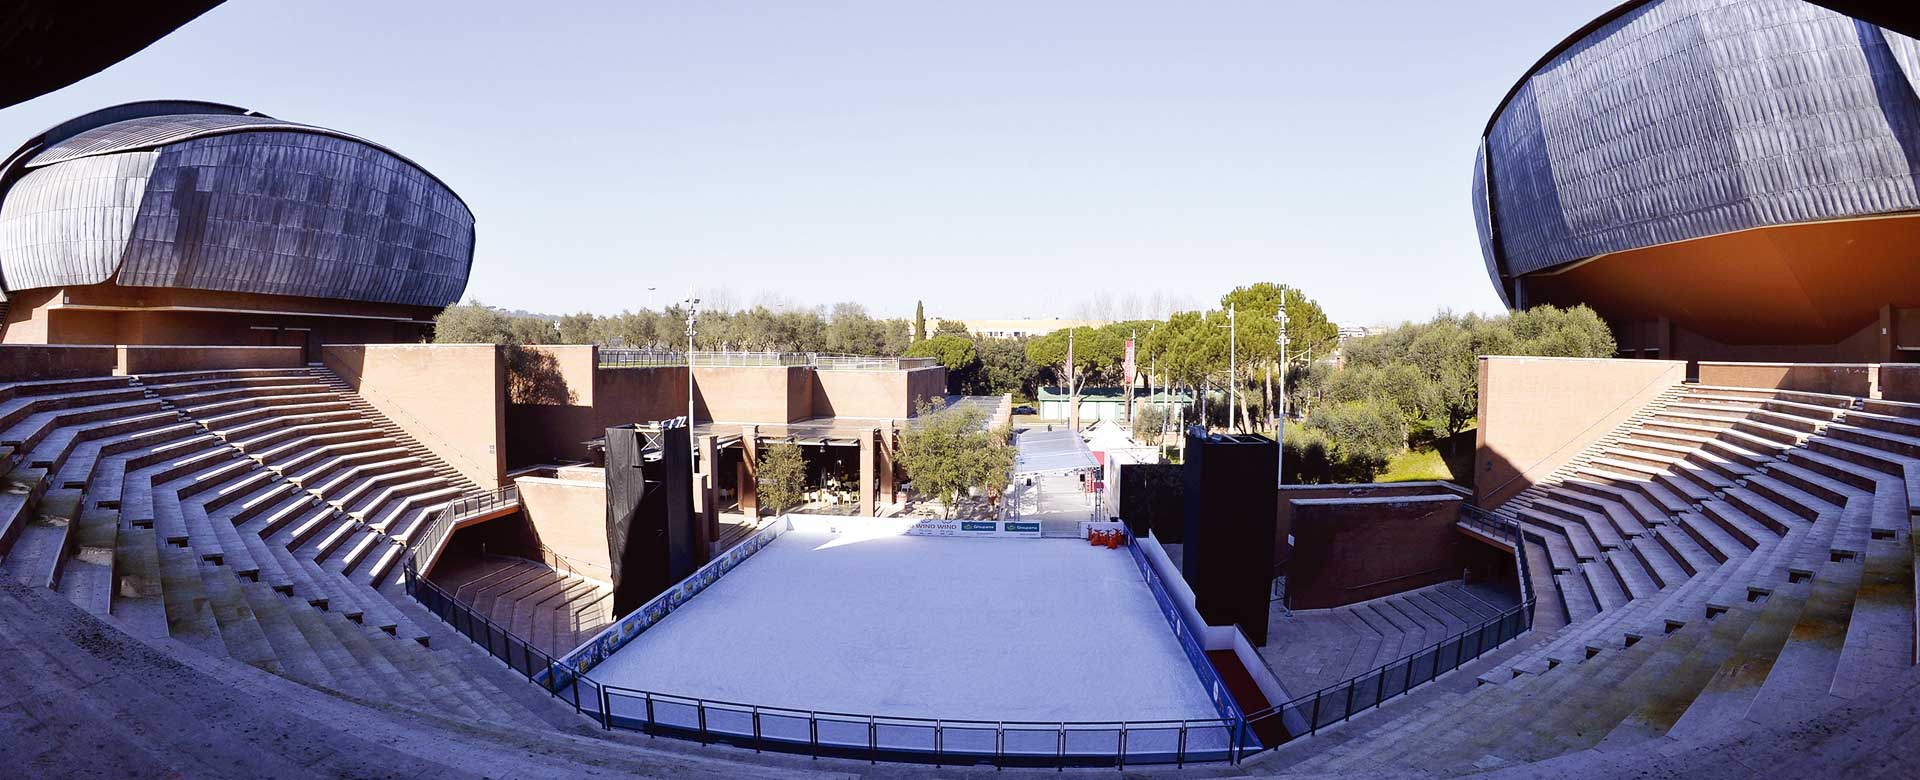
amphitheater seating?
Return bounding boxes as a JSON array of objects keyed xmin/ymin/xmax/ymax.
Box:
[
  {"xmin": 1261, "ymin": 581, "xmax": 1520, "ymax": 698},
  {"xmin": 429, "ymin": 552, "xmax": 615, "ymax": 658},
  {"xmin": 1255, "ymin": 382, "xmax": 1917, "ymax": 775},
  {"xmin": 0, "ymin": 364, "xmax": 1909, "ymax": 778},
  {"xmin": 0, "ymin": 366, "xmax": 576, "ymax": 734}
]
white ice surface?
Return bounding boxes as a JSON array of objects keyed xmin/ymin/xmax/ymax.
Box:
[{"xmin": 587, "ymin": 530, "xmax": 1222, "ymax": 725}]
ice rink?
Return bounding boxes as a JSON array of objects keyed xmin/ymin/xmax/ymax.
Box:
[{"xmin": 586, "ymin": 529, "xmax": 1223, "ymax": 726}]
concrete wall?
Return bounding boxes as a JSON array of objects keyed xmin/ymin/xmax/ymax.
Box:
[
  {"xmin": 1476, "ymin": 356, "xmax": 1687, "ymax": 509},
  {"xmin": 505, "ymin": 347, "xmax": 689, "ymax": 467},
  {"xmin": 809, "ymin": 366, "xmax": 949, "ymax": 419},
  {"xmin": 324, "ymin": 343, "xmax": 507, "ymax": 487},
  {"xmin": 1285, "ymin": 493, "xmax": 1479, "ymax": 609},
  {"xmin": 1881, "ymin": 365, "xmax": 1920, "ymax": 403},
  {"xmin": 1696, "ymin": 361, "xmax": 1874, "ymax": 397},
  {"xmin": 116, "ymin": 345, "xmax": 304, "ymax": 374},
  {"xmin": 693, "ymin": 365, "xmax": 811, "ymax": 423},
  {"xmin": 1614, "ymin": 316, "xmax": 1889, "ymax": 364},
  {"xmin": 6, "ymin": 285, "xmax": 435, "ymax": 350},
  {"xmin": 513, "ymin": 474, "xmax": 611, "ymax": 583},
  {"xmin": 0, "ymin": 344, "xmax": 117, "ymax": 380},
  {"xmin": 1276, "ymin": 482, "xmax": 1470, "ymax": 567},
  {"xmin": 505, "ymin": 354, "xmax": 944, "ymax": 466}
]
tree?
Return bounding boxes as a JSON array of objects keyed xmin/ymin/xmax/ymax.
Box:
[
  {"xmin": 435, "ymin": 300, "xmax": 559, "ymax": 345},
  {"xmin": 968, "ymin": 337, "xmax": 1042, "ymax": 399},
  {"xmin": 1218, "ymin": 283, "xmax": 1338, "ymax": 432},
  {"xmin": 934, "ymin": 319, "xmax": 970, "ymax": 337},
  {"xmin": 1302, "ymin": 399, "xmax": 1406, "ymax": 481},
  {"xmin": 825, "ymin": 302, "xmax": 892, "ymax": 355},
  {"xmin": 1132, "ymin": 403, "xmax": 1168, "ymax": 446},
  {"xmin": 756, "ymin": 442, "xmax": 807, "ymax": 517},
  {"xmin": 904, "ymin": 334, "xmax": 980, "ymax": 392},
  {"xmin": 1027, "ymin": 326, "xmax": 1123, "ymax": 430},
  {"xmin": 914, "ymin": 301, "xmax": 927, "ymax": 342},
  {"xmin": 896, "ymin": 400, "xmax": 1014, "ymax": 518}
]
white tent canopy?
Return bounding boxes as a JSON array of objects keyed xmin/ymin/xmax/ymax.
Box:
[{"xmin": 1013, "ymin": 428, "xmax": 1098, "ymax": 476}]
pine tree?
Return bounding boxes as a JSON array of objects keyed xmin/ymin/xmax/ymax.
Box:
[{"xmin": 756, "ymin": 443, "xmax": 807, "ymax": 517}]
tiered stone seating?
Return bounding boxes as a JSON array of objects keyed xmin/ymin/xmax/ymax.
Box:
[
  {"xmin": 1259, "ymin": 382, "xmax": 1916, "ymax": 775},
  {"xmin": 1261, "ymin": 581, "xmax": 1520, "ymax": 700},
  {"xmin": 142, "ymin": 368, "xmax": 476, "ymax": 603},
  {"xmin": 431, "ymin": 552, "xmax": 616, "ymax": 658},
  {"xmin": 0, "ymin": 366, "xmax": 1909, "ymax": 777},
  {"xmin": 0, "ymin": 369, "xmax": 569, "ymax": 736}
]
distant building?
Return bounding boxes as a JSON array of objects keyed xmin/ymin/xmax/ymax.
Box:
[
  {"xmin": 1036, "ymin": 386, "xmax": 1191, "ymax": 424},
  {"xmin": 1336, "ymin": 324, "xmax": 1373, "ymax": 343},
  {"xmin": 932, "ymin": 318, "xmax": 1109, "ymax": 340}
]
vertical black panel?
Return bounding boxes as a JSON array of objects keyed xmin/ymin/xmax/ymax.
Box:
[
  {"xmin": 605, "ymin": 421, "xmax": 698, "ymax": 617},
  {"xmin": 1180, "ymin": 428, "xmax": 1278, "ymax": 646}
]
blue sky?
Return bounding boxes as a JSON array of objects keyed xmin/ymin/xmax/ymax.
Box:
[{"xmin": 1, "ymin": 0, "xmax": 1616, "ymax": 326}]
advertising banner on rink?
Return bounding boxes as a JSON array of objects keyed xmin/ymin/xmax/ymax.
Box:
[{"xmin": 905, "ymin": 518, "xmax": 1042, "ymax": 538}]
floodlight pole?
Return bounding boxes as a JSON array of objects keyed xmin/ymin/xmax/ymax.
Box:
[
  {"xmin": 1276, "ymin": 298, "xmax": 1289, "ymax": 488},
  {"xmin": 1228, "ymin": 303, "xmax": 1237, "ymax": 434},
  {"xmin": 685, "ymin": 289, "xmax": 701, "ymax": 490}
]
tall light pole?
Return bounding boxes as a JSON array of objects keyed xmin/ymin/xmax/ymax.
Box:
[
  {"xmin": 684, "ymin": 289, "xmax": 700, "ymax": 481},
  {"xmin": 1228, "ymin": 303, "xmax": 1238, "ymax": 434},
  {"xmin": 1275, "ymin": 299, "xmax": 1289, "ymax": 487},
  {"xmin": 648, "ymin": 286, "xmax": 657, "ymax": 310}
]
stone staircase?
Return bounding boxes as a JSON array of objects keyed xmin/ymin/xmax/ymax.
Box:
[
  {"xmin": 1251, "ymin": 381, "xmax": 1918, "ymax": 776},
  {"xmin": 305, "ymin": 365, "xmax": 477, "ymax": 491}
]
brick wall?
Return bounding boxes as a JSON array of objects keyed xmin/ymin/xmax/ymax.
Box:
[
  {"xmin": 1476, "ymin": 356, "xmax": 1686, "ymax": 508},
  {"xmin": 324, "ymin": 343, "xmax": 507, "ymax": 487}
]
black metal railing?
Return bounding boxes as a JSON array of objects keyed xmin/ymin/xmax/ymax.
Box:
[
  {"xmin": 403, "ymin": 551, "xmax": 1242, "ymax": 768},
  {"xmin": 1233, "ymin": 504, "xmax": 1536, "ymax": 755},
  {"xmin": 402, "ymin": 558, "xmax": 593, "ymax": 715},
  {"xmin": 399, "ymin": 498, "xmax": 1534, "ymax": 767},
  {"xmin": 408, "ymin": 484, "xmax": 520, "ymax": 575},
  {"xmin": 587, "ymin": 685, "xmax": 1240, "ymax": 768}
]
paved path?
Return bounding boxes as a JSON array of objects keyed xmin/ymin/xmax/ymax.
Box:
[{"xmin": 1011, "ymin": 471, "xmax": 1099, "ymax": 537}]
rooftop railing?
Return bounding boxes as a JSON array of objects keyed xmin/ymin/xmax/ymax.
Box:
[{"xmin": 597, "ymin": 349, "xmax": 939, "ymax": 371}]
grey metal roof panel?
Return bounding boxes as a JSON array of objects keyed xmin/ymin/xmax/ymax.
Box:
[
  {"xmin": 0, "ymin": 150, "xmax": 159, "ymax": 292},
  {"xmin": 1477, "ymin": 0, "xmax": 1920, "ymax": 285},
  {"xmin": 109, "ymin": 131, "xmax": 473, "ymax": 307},
  {"xmin": 24, "ymin": 114, "xmax": 336, "ymax": 168}
]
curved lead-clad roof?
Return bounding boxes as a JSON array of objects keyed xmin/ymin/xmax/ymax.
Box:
[
  {"xmin": 0, "ymin": 101, "xmax": 474, "ymax": 308},
  {"xmin": 28, "ymin": 114, "xmax": 335, "ymax": 167},
  {"xmin": 1473, "ymin": 0, "xmax": 1920, "ymax": 308}
]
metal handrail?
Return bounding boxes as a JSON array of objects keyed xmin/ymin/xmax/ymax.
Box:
[
  {"xmin": 404, "ymin": 546, "xmax": 1242, "ymax": 768},
  {"xmin": 1235, "ymin": 503, "xmax": 1536, "ymax": 755},
  {"xmin": 403, "ymin": 513, "xmax": 1247, "ymax": 768},
  {"xmin": 406, "ymin": 484, "xmax": 521, "ymax": 575},
  {"xmin": 589, "ymin": 682, "xmax": 1239, "ymax": 767}
]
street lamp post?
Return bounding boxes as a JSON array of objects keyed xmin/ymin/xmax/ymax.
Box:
[
  {"xmin": 684, "ymin": 290, "xmax": 700, "ymax": 486},
  {"xmin": 1228, "ymin": 303, "xmax": 1237, "ymax": 433},
  {"xmin": 1275, "ymin": 299, "xmax": 1288, "ymax": 488}
]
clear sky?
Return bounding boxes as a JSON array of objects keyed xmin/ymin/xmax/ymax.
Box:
[{"xmin": 1, "ymin": 0, "xmax": 1618, "ymax": 326}]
